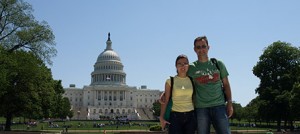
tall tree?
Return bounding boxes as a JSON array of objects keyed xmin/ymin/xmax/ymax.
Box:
[
  {"xmin": 0, "ymin": 0, "xmax": 56, "ymax": 65},
  {"xmin": 0, "ymin": 48, "xmax": 72, "ymax": 131},
  {"xmin": 253, "ymin": 41, "xmax": 300, "ymax": 131},
  {"xmin": 0, "ymin": 46, "xmax": 10, "ymax": 97},
  {"xmin": 50, "ymin": 80, "xmax": 73, "ymax": 119},
  {"xmin": 0, "ymin": 0, "xmax": 62, "ymax": 131},
  {"xmin": 0, "ymin": 49, "xmax": 54, "ymax": 131},
  {"xmin": 243, "ymin": 97, "xmax": 260, "ymax": 125},
  {"xmin": 290, "ymin": 83, "xmax": 300, "ymax": 126}
]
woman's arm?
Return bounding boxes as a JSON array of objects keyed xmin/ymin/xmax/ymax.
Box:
[{"xmin": 159, "ymin": 81, "xmax": 171, "ymax": 129}]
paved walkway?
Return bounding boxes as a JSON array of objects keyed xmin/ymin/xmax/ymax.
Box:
[
  {"xmin": 1, "ymin": 129, "xmax": 298, "ymax": 134},
  {"xmin": 64, "ymin": 129, "xmax": 165, "ymax": 133}
]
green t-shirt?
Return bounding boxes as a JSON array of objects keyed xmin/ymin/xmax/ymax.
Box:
[{"xmin": 188, "ymin": 59, "xmax": 229, "ymax": 108}]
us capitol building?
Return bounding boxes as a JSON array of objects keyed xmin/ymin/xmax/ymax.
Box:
[{"xmin": 63, "ymin": 33, "xmax": 161, "ymax": 120}]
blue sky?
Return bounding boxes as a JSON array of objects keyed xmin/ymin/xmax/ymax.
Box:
[{"xmin": 27, "ymin": 0, "xmax": 300, "ymax": 107}]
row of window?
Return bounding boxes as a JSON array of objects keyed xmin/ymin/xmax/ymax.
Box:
[
  {"xmin": 70, "ymin": 97, "xmax": 155, "ymax": 103},
  {"xmin": 69, "ymin": 97, "xmax": 81, "ymax": 102},
  {"xmin": 95, "ymin": 102, "xmax": 132, "ymax": 107},
  {"xmin": 92, "ymin": 74, "xmax": 125, "ymax": 83},
  {"xmin": 137, "ymin": 98, "xmax": 154, "ymax": 103},
  {"xmin": 136, "ymin": 94, "xmax": 158, "ymax": 97},
  {"xmin": 66, "ymin": 93, "xmax": 159, "ymax": 97},
  {"xmin": 91, "ymin": 108, "xmax": 132, "ymax": 114},
  {"xmin": 98, "ymin": 55, "xmax": 120, "ymax": 61},
  {"xmin": 94, "ymin": 63, "xmax": 122, "ymax": 70},
  {"xmin": 97, "ymin": 91, "xmax": 125, "ymax": 101}
]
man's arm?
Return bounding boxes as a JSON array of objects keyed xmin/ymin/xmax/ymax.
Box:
[{"xmin": 222, "ymin": 77, "xmax": 233, "ymax": 118}]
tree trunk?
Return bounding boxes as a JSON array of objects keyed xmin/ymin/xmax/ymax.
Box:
[
  {"xmin": 4, "ymin": 113, "xmax": 12, "ymax": 131},
  {"xmin": 284, "ymin": 119, "xmax": 287, "ymax": 131},
  {"xmin": 290, "ymin": 120, "xmax": 294, "ymax": 131},
  {"xmin": 277, "ymin": 118, "xmax": 281, "ymax": 132}
]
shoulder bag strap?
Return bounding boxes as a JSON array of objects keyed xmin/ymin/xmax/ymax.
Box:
[
  {"xmin": 169, "ymin": 76, "xmax": 174, "ymax": 100},
  {"xmin": 211, "ymin": 58, "xmax": 220, "ymax": 70},
  {"xmin": 211, "ymin": 58, "xmax": 228, "ymax": 102}
]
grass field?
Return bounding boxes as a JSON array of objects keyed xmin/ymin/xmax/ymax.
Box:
[{"xmin": 0, "ymin": 117, "xmax": 298, "ymax": 133}]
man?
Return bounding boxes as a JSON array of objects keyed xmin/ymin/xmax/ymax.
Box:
[
  {"xmin": 189, "ymin": 36, "xmax": 233, "ymax": 134},
  {"xmin": 159, "ymin": 36, "xmax": 233, "ymax": 134}
]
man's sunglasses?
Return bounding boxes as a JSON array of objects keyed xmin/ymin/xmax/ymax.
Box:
[{"xmin": 195, "ymin": 45, "xmax": 207, "ymax": 49}]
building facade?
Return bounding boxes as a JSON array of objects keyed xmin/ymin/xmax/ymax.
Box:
[{"xmin": 63, "ymin": 33, "xmax": 161, "ymax": 120}]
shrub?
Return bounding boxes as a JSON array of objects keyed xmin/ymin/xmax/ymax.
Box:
[{"xmin": 149, "ymin": 125, "xmax": 162, "ymax": 131}]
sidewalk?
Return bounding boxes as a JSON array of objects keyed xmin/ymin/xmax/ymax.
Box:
[{"xmin": 65, "ymin": 129, "xmax": 166, "ymax": 134}]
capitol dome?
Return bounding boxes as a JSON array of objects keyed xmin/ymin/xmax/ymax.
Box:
[
  {"xmin": 91, "ymin": 33, "xmax": 126, "ymax": 86},
  {"xmin": 97, "ymin": 50, "xmax": 121, "ymax": 62}
]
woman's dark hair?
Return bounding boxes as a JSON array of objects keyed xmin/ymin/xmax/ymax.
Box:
[{"xmin": 175, "ymin": 54, "xmax": 189, "ymax": 66}]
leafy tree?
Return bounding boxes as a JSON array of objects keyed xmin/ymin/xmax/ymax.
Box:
[
  {"xmin": 243, "ymin": 97, "xmax": 260, "ymax": 125},
  {"xmin": 290, "ymin": 83, "xmax": 300, "ymax": 124},
  {"xmin": 0, "ymin": 49, "xmax": 71, "ymax": 131},
  {"xmin": 256, "ymin": 88, "xmax": 276, "ymax": 125},
  {"xmin": 152, "ymin": 100, "xmax": 161, "ymax": 117},
  {"xmin": 0, "ymin": 1, "xmax": 67, "ymax": 131},
  {"xmin": 0, "ymin": 49, "xmax": 53, "ymax": 130},
  {"xmin": 0, "ymin": 0, "xmax": 56, "ymax": 65},
  {"xmin": 0, "ymin": 46, "xmax": 10, "ymax": 97},
  {"xmin": 50, "ymin": 80, "xmax": 73, "ymax": 119},
  {"xmin": 231, "ymin": 102, "xmax": 242, "ymax": 122},
  {"xmin": 253, "ymin": 41, "xmax": 300, "ymax": 131}
]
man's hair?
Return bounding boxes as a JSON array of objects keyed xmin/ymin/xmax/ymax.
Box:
[{"xmin": 194, "ymin": 36, "xmax": 209, "ymax": 46}]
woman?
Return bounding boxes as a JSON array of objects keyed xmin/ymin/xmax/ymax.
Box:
[{"xmin": 159, "ymin": 54, "xmax": 196, "ymax": 134}]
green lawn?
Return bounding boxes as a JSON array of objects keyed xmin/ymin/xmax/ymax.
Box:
[
  {"xmin": 1, "ymin": 117, "xmax": 298, "ymax": 133},
  {"xmin": 8, "ymin": 120, "xmax": 158, "ymax": 131}
]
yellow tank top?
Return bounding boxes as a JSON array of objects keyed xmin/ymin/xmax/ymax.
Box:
[{"xmin": 166, "ymin": 76, "xmax": 194, "ymax": 112}]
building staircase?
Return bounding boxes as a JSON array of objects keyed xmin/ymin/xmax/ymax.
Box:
[{"xmin": 136, "ymin": 108, "xmax": 156, "ymax": 120}]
